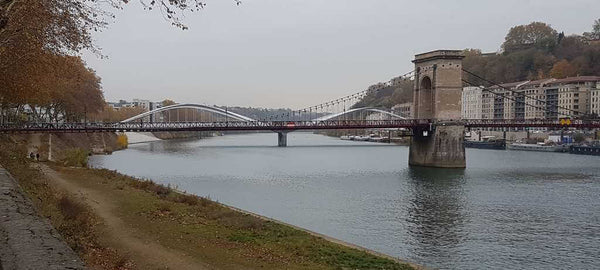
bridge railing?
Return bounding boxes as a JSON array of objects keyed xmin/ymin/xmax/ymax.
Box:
[
  {"xmin": 2, "ymin": 118, "xmax": 600, "ymax": 133},
  {"xmin": 463, "ymin": 118, "xmax": 600, "ymax": 128},
  {"xmin": 0, "ymin": 119, "xmax": 429, "ymax": 133}
]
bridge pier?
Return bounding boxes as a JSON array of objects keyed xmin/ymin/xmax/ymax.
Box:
[
  {"xmin": 277, "ymin": 131, "xmax": 288, "ymax": 147},
  {"xmin": 409, "ymin": 123, "xmax": 465, "ymax": 168},
  {"xmin": 410, "ymin": 50, "xmax": 465, "ymax": 168}
]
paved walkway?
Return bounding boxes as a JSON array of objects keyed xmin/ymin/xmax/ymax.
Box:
[{"xmin": 0, "ymin": 165, "xmax": 84, "ymax": 270}]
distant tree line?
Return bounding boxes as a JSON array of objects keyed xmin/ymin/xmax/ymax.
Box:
[{"xmin": 464, "ymin": 20, "xmax": 600, "ymax": 85}]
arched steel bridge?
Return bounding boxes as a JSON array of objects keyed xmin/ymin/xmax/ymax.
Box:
[
  {"xmin": 121, "ymin": 103, "xmax": 256, "ymax": 123},
  {"xmin": 1, "ymin": 103, "xmax": 600, "ymax": 134},
  {"xmin": 314, "ymin": 107, "xmax": 408, "ymax": 121},
  {"xmin": 0, "ymin": 101, "xmax": 599, "ymax": 134}
]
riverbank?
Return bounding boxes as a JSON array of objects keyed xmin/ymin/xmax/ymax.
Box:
[{"xmin": 0, "ymin": 138, "xmax": 416, "ymax": 269}]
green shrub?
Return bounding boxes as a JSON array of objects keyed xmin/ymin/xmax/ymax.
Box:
[{"xmin": 62, "ymin": 148, "xmax": 90, "ymax": 167}]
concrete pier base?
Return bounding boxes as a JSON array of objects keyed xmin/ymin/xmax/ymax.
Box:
[
  {"xmin": 409, "ymin": 124, "xmax": 465, "ymax": 168},
  {"xmin": 277, "ymin": 132, "xmax": 288, "ymax": 147}
]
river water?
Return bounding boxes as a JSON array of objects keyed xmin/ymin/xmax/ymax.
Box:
[{"xmin": 89, "ymin": 133, "xmax": 600, "ymax": 269}]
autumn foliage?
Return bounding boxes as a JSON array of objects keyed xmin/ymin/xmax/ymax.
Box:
[
  {"xmin": 463, "ymin": 20, "xmax": 600, "ymax": 85},
  {"xmin": 0, "ymin": 0, "xmax": 215, "ymax": 123},
  {"xmin": 0, "ymin": 0, "xmax": 105, "ymax": 122}
]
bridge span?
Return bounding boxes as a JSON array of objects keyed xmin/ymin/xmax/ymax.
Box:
[
  {"xmin": 1, "ymin": 119, "xmax": 597, "ymax": 133},
  {"xmin": 2, "ymin": 50, "xmax": 599, "ymax": 168}
]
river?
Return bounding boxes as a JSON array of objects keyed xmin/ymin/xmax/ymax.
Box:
[{"xmin": 89, "ymin": 132, "xmax": 600, "ymax": 269}]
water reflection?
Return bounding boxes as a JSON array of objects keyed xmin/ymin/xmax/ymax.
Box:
[
  {"xmin": 405, "ymin": 167, "xmax": 467, "ymax": 266},
  {"xmin": 132, "ymin": 138, "xmax": 200, "ymax": 154}
]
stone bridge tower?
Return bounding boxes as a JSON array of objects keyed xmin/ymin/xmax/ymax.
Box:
[{"xmin": 409, "ymin": 50, "xmax": 466, "ymax": 168}]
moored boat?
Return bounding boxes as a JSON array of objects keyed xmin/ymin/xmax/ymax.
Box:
[
  {"xmin": 507, "ymin": 143, "xmax": 569, "ymax": 152},
  {"xmin": 464, "ymin": 136, "xmax": 506, "ymax": 150},
  {"xmin": 570, "ymin": 142, "xmax": 600, "ymax": 156}
]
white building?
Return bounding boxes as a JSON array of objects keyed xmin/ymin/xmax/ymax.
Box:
[
  {"xmin": 392, "ymin": 102, "xmax": 413, "ymax": 118},
  {"xmin": 107, "ymin": 100, "xmax": 134, "ymax": 111},
  {"xmin": 132, "ymin": 99, "xmax": 151, "ymax": 111},
  {"xmin": 514, "ymin": 79, "xmax": 555, "ymax": 120},
  {"xmin": 591, "ymin": 88, "xmax": 600, "ymax": 116},
  {"xmin": 461, "ymin": 86, "xmax": 483, "ymax": 119}
]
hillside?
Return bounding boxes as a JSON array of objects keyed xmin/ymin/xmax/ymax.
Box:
[
  {"xmin": 351, "ymin": 79, "xmax": 413, "ymax": 109},
  {"xmin": 356, "ymin": 20, "xmax": 600, "ymax": 108}
]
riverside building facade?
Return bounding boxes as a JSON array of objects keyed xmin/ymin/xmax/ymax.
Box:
[
  {"xmin": 462, "ymin": 76, "xmax": 600, "ymax": 121},
  {"xmin": 461, "ymin": 86, "xmax": 483, "ymax": 119}
]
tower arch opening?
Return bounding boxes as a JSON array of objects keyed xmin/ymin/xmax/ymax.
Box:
[{"xmin": 418, "ymin": 76, "xmax": 434, "ymax": 119}]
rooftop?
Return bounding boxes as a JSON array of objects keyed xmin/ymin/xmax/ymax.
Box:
[
  {"xmin": 519, "ymin": 78, "xmax": 556, "ymax": 88},
  {"xmin": 490, "ymin": 81, "xmax": 529, "ymax": 89},
  {"xmin": 549, "ymin": 76, "xmax": 600, "ymax": 85}
]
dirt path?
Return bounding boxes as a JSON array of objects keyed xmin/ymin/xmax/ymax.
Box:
[{"xmin": 37, "ymin": 164, "xmax": 212, "ymax": 270}]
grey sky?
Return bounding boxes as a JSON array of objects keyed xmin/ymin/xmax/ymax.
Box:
[{"xmin": 83, "ymin": 0, "xmax": 600, "ymax": 109}]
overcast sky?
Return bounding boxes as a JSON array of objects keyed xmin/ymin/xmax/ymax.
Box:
[{"xmin": 83, "ymin": 0, "xmax": 600, "ymax": 109}]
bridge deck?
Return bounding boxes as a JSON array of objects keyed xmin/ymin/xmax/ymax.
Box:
[{"xmin": 0, "ymin": 119, "xmax": 598, "ymax": 133}]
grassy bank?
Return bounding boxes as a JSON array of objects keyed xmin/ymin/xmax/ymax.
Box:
[
  {"xmin": 0, "ymin": 138, "xmax": 415, "ymax": 269},
  {"xmin": 59, "ymin": 167, "xmax": 414, "ymax": 269},
  {"xmin": 0, "ymin": 138, "xmax": 135, "ymax": 269}
]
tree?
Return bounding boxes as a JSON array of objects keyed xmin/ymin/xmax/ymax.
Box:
[
  {"xmin": 549, "ymin": 60, "xmax": 578, "ymax": 79},
  {"xmin": 502, "ymin": 22, "xmax": 558, "ymax": 52},
  {"xmin": 162, "ymin": 99, "xmax": 177, "ymax": 106},
  {"xmin": 0, "ymin": 0, "xmax": 239, "ymax": 123},
  {"xmin": 0, "ymin": 0, "xmax": 240, "ymax": 71},
  {"xmin": 583, "ymin": 19, "xmax": 600, "ymax": 40},
  {"xmin": 555, "ymin": 35, "xmax": 587, "ymax": 60}
]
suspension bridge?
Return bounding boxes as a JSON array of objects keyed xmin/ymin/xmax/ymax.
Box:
[{"xmin": 2, "ymin": 50, "xmax": 599, "ymax": 167}]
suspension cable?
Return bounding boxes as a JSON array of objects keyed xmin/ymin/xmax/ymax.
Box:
[{"xmin": 270, "ymin": 69, "xmax": 415, "ymax": 121}]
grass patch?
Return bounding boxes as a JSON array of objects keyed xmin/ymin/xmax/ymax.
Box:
[{"xmin": 74, "ymin": 167, "xmax": 414, "ymax": 270}]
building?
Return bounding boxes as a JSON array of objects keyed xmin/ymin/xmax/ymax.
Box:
[
  {"xmin": 107, "ymin": 100, "xmax": 135, "ymax": 111},
  {"xmin": 132, "ymin": 99, "xmax": 151, "ymax": 111},
  {"xmin": 392, "ymin": 102, "xmax": 413, "ymax": 118},
  {"xmin": 487, "ymin": 81, "xmax": 528, "ymax": 120},
  {"xmin": 592, "ymin": 87, "xmax": 600, "ymax": 116},
  {"xmin": 547, "ymin": 76, "xmax": 600, "ymax": 118},
  {"xmin": 366, "ymin": 112, "xmax": 387, "ymax": 121},
  {"xmin": 481, "ymin": 90, "xmax": 495, "ymax": 119},
  {"xmin": 461, "ymin": 86, "xmax": 483, "ymax": 119},
  {"xmin": 545, "ymin": 85, "xmax": 559, "ymax": 120},
  {"xmin": 515, "ymin": 79, "xmax": 555, "ymax": 120},
  {"xmin": 465, "ymin": 76, "xmax": 600, "ymax": 122}
]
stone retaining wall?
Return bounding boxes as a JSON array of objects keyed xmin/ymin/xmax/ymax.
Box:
[{"xmin": 0, "ymin": 166, "xmax": 84, "ymax": 270}]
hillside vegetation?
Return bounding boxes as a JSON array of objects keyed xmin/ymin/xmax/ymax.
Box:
[{"xmin": 357, "ymin": 20, "xmax": 600, "ymax": 109}]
